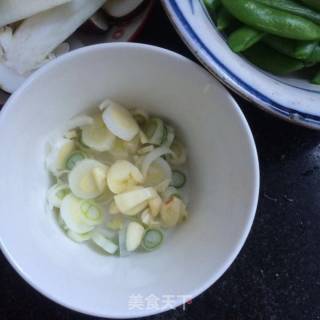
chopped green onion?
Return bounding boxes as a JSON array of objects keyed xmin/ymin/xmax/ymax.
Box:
[
  {"xmin": 132, "ymin": 108, "xmax": 149, "ymax": 125},
  {"xmin": 65, "ymin": 151, "xmax": 86, "ymax": 170},
  {"xmin": 160, "ymin": 125, "xmax": 168, "ymax": 145},
  {"xmin": 171, "ymin": 170, "xmax": 186, "ymax": 188},
  {"xmin": 80, "ymin": 200, "xmax": 103, "ymax": 225},
  {"xmin": 67, "ymin": 230, "xmax": 92, "ymax": 243},
  {"xmin": 144, "ymin": 118, "xmax": 165, "ymax": 145},
  {"xmin": 92, "ymin": 231, "xmax": 118, "ymax": 254},
  {"xmin": 162, "ymin": 186, "xmax": 181, "ymax": 201},
  {"xmin": 142, "ymin": 229, "xmax": 163, "ymax": 251},
  {"xmin": 161, "ymin": 125, "xmax": 175, "ymax": 148}
]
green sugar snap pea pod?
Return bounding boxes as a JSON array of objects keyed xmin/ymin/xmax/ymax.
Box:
[
  {"xmin": 255, "ymin": 0, "xmax": 320, "ymax": 25},
  {"xmin": 228, "ymin": 26, "xmax": 264, "ymax": 52},
  {"xmin": 263, "ymin": 35, "xmax": 318, "ymax": 59},
  {"xmin": 243, "ymin": 42, "xmax": 305, "ymax": 74},
  {"xmin": 204, "ymin": 0, "xmax": 221, "ymax": 15},
  {"xmin": 311, "ymin": 68, "xmax": 320, "ymax": 84},
  {"xmin": 221, "ymin": 0, "xmax": 320, "ymax": 40},
  {"xmin": 307, "ymin": 45, "xmax": 320, "ymax": 62},
  {"xmin": 299, "ymin": 0, "xmax": 320, "ymax": 11},
  {"xmin": 216, "ymin": 7, "xmax": 234, "ymax": 31}
]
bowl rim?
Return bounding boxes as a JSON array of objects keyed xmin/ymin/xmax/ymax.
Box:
[
  {"xmin": 162, "ymin": 0, "xmax": 320, "ymax": 130},
  {"xmin": 0, "ymin": 42, "xmax": 260, "ymax": 318}
]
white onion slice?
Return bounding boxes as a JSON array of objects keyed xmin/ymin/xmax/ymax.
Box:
[
  {"xmin": 144, "ymin": 158, "xmax": 172, "ymax": 187},
  {"xmin": 46, "ymin": 138, "xmax": 75, "ymax": 175},
  {"xmin": 141, "ymin": 146, "xmax": 172, "ymax": 177},
  {"xmin": 69, "ymin": 159, "xmax": 108, "ymax": 199},
  {"xmin": 67, "ymin": 230, "xmax": 92, "ymax": 242},
  {"xmin": 47, "ymin": 183, "xmax": 69, "ymax": 208},
  {"xmin": 92, "ymin": 231, "xmax": 118, "ymax": 254},
  {"xmin": 81, "ymin": 115, "xmax": 115, "ymax": 151},
  {"xmin": 60, "ymin": 194, "xmax": 95, "ymax": 234}
]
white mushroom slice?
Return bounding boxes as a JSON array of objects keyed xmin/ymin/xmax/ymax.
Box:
[
  {"xmin": 103, "ymin": 0, "xmax": 145, "ymax": 19},
  {"xmin": 69, "ymin": 159, "xmax": 108, "ymax": 199}
]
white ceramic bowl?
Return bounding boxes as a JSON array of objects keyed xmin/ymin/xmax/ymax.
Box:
[
  {"xmin": 163, "ymin": 0, "xmax": 320, "ymax": 129},
  {"xmin": 0, "ymin": 43, "xmax": 259, "ymax": 318}
]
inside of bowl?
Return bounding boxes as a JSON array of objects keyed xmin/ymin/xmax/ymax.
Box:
[{"xmin": 0, "ymin": 44, "xmax": 258, "ymax": 318}]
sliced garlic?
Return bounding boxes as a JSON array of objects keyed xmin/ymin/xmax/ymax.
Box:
[
  {"xmin": 107, "ymin": 160, "xmax": 143, "ymax": 194},
  {"xmin": 126, "ymin": 221, "xmax": 144, "ymax": 252},
  {"xmin": 114, "ymin": 187, "xmax": 157, "ymax": 213},
  {"xmin": 102, "ymin": 99, "xmax": 139, "ymax": 141},
  {"xmin": 148, "ymin": 192, "xmax": 162, "ymax": 217},
  {"xmin": 160, "ymin": 196, "xmax": 182, "ymax": 228}
]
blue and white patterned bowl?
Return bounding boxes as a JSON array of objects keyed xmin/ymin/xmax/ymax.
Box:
[{"xmin": 162, "ymin": 0, "xmax": 320, "ymax": 129}]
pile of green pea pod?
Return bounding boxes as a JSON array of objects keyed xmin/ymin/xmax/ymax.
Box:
[{"xmin": 204, "ymin": 0, "xmax": 320, "ymax": 84}]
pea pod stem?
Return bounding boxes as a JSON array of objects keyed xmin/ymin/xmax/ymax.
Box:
[{"xmin": 221, "ymin": 0, "xmax": 320, "ymax": 40}]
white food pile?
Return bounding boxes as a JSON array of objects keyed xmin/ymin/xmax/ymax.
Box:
[
  {"xmin": 0, "ymin": 0, "xmax": 146, "ymax": 93},
  {"xmin": 46, "ymin": 99, "xmax": 189, "ymax": 256}
]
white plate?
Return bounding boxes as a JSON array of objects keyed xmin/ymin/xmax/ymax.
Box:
[
  {"xmin": 0, "ymin": 43, "xmax": 259, "ymax": 318},
  {"xmin": 162, "ymin": 0, "xmax": 320, "ymax": 129}
]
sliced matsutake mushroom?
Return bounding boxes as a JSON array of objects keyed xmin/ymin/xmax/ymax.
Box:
[
  {"xmin": 0, "ymin": 0, "xmax": 104, "ymax": 75},
  {"xmin": 103, "ymin": 0, "xmax": 147, "ymax": 20},
  {"xmin": 0, "ymin": 0, "xmax": 71, "ymax": 28},
  {"xmin": 83, "ymin": 10, "xmax": 110, "ymax": 33},
  {"xmin": 0, "ymin": 61, "xmax": 26, "ymax": 93}
]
